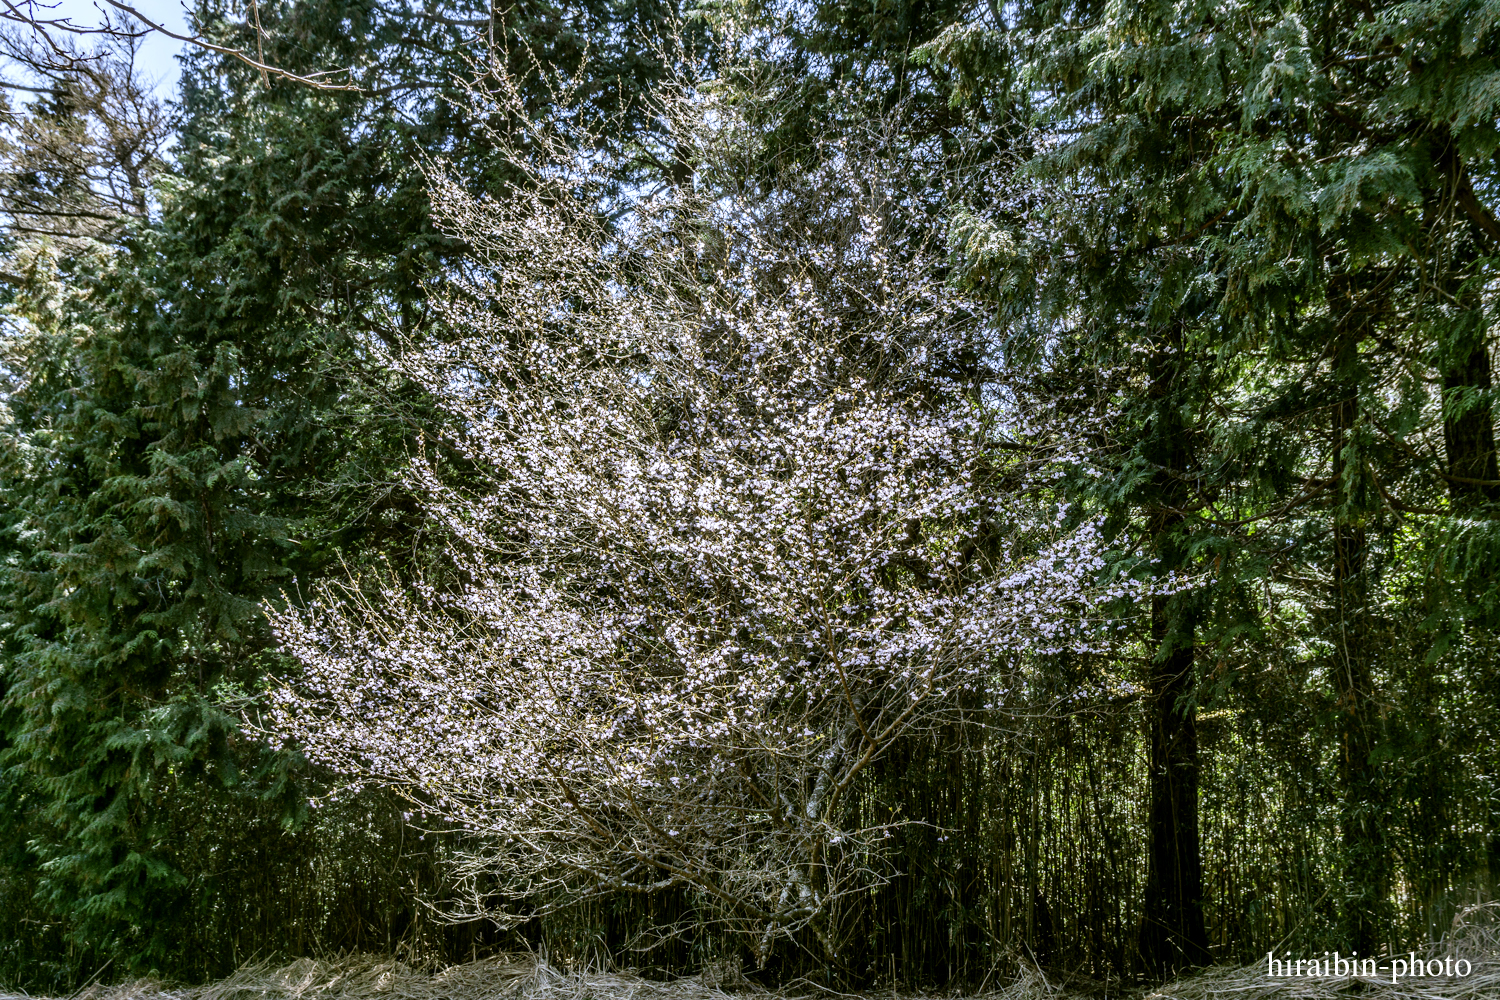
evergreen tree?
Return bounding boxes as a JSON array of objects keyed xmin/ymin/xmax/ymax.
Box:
[
  {"xmin": 927, "ymin": 0, "xmax": 1500, "ymax": 971},
  {"xmin": 1, "ymin": 0, "xmax": 701, "ymax": 979}
]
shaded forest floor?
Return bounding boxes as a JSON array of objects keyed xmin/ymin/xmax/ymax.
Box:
[{"xmin": 4, "ymin": 924, "xmax": 1498, "ymax": 1000}]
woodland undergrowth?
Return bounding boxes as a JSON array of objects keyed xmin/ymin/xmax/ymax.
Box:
[{"xmin": 5, "ymin": 903, "xmax": 1496, "ymax": 1000}]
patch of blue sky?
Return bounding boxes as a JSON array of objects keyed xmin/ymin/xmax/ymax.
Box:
[{"xmin": 5, "ymin": 0, "xmax": 188, "ymax": 100}]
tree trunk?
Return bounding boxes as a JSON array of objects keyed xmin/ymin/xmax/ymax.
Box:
[
  {"xmin": 1138, "ymin": 586, "xmax": 1209, "ymax": 978},
  {"xmin": 1329, "ymin": 367, "xmax": 1388, "ymax": 956},
  {"xmin": 1137, "ymin": 336, "xmax": 1209, "ymax": 979},
  {"xmin": 1442, "ymin": 339, "xmax": 1500, "ymax": 504},
  {"xmin": 1432, "ymin": 139, "xmax": 1500, "ymax": 506}
]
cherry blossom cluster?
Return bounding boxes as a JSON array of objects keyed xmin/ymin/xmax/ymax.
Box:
[{"xmin": 265, "ymin": 77, "xmax": 1145, "ymax": 965}]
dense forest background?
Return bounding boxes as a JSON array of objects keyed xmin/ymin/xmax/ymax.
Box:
[{"xmin": 2, "ymin": 0, "xmax": 1499, "ymax": 993}]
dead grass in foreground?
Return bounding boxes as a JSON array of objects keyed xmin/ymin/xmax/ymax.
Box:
[{"xmin": 4, "ymin": 904, "xmax": 1496, "ymax": 1000}]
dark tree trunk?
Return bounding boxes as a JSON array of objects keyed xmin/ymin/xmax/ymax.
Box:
[
  {"xmin": 1137, "ymin": 335, "xmax": 1209, "ymax": 980},
  {"xmin": 1442, "ymin": 340, "xmax": 1500, "ymax": 504},
  {"xmin": 1431, "ymin": 139, "xmax": 1500, "ymax": 505},
  {"xmin": 1138, "ymin": 586, "xmax": 1209, "ymax": 979},
  {"xmin": 1329, "ymin": 374, "xmax": 1388, "ymax": 957}
]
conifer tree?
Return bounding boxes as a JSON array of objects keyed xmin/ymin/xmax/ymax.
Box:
[
  {"xmin": 1, "ymin": 0, "xmax": 701, "ymax": 977},
  {"xmin": 927, "ymin": 0, "xmax": 1500, "ymax": 971}
]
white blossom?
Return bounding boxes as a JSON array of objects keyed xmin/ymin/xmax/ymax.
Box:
[{"xmin": 262, "ymin": 72, "xmax": 1145, "ymax": 966}]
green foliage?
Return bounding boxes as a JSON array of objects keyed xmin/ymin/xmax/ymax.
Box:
[
  {"xmin": 1, "ymin": 0, "xmax": 704, "ymax": 984},
  {"xmin": 3, "ymin": 0, "xmax": 1499, "ymax": 988},
  {"xmin": 924, "ymin": 0, "xmax": 1500, "ymax": 966}
]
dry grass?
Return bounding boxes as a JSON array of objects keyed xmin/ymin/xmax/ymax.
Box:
[
  {"xmin": 0, "ymin": 956, "xmax": 783, "ymax": 1000},
  {"xmin": 4, "ymin": 904, "xmax": 1495, "ymax": 1000},
  {"xmin": 1148, "ymin": 902, "xmax": 1500, "ymax": 1000}
]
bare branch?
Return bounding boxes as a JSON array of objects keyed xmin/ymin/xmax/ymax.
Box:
[
  {"xmin": 256, "ymin": 60, "xmax": 1155, "ymax": 967},
  {"xmin": 0, "ymin": 0, "xmax": 359, "ymax": 91}
]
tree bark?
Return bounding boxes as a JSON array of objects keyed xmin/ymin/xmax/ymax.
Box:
[
  {"xmin": 1442, "ymin": 339, "xmax": 1500, "ymax": 505},
  {"xmin": 1329, "ymin": 359, "xmax": 1388, "ymax": 956},
  {"xmin": 1137, "ymin": 336, "xmax": 1209, "ymax": 980},
  {"xmin": 1138, "ymin": 586, "xmax": 1209, "ymax": 978},
  {"xmin": 1432, "ymin": 139, "xmax": 1500, "ymax": 506}
]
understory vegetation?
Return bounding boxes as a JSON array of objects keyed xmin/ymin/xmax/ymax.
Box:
[{"xmin": 2, "ymin": 0, "xmax": 1499, "ymax": 993}]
